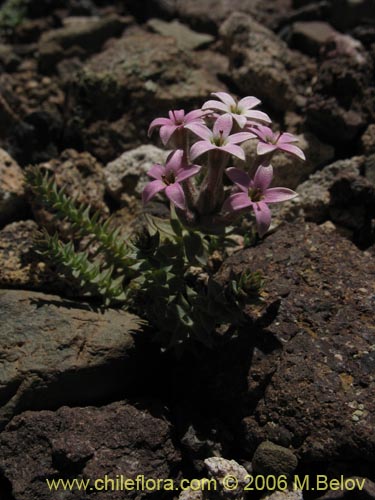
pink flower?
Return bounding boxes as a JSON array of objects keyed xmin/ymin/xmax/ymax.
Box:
[
  {"xmin": 222, "ymin": 165, "xmax": 297, "ymax": 237},
  {"xmin": 202, "ymin": 92, "xmax": 271, "ymax": 128},
  {"xmin": 142, "ymin": 150, "xmax": 200, "ymax": 210},
  {"xmin": 190, "ymin": 114, "xmax": 255, "ymax": 161},
  {"xmin": 148, "ymin": 109, "xmax": 208, "ymax": 146},
  {"xmin": 251, "ymin": 125, "xmax": 306, "ymax": 160}
]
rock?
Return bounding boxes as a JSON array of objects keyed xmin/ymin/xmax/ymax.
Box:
[
  {"xmin": 290, "ymin": 21, "xmax": 338, "ymax": 56},
  {"xmin": 330, "ymin": 0, "xmax": 375, "ymax": 31},
  {"xmin": 147, "ymin": 18, "xmax": 214, "ymax": 51},
  {"xmin": 217, "ymin": 223, "xmax": 375, "ymax": 463},
  {"xmin": 0, "ymin": 289, "xmax": 143, "ymax": 430},
  {"xmin": 28, "ymin": 149, "xmax": 108, "ymax": 234},
  {"xmin": 306, "ymin": 36, "xmax": 374, "ymax": 145},
  {"xmin": 38, "ymin": 15, "xmax": 131, "ymax": 72},
  {"xmin": 252, "ymin": 441, "xmax": 298, "ymax": 477},
  {"xmin": 127, "ymin": 0, "xmax": 292, "ymax": 32},
  {"xmin": 262, "ymin": 490, "xmax": 303, "ymax": 500},
  {"xmin": 105, "ymin": 145, "xmax": 170, "ymax": 204},
  {"xmin": 220, "ymin": 13, "xmax": 316, "ymax": 112},
  {"xmin": 237, "ymin": 132, "xmax": 334, "ymax": 189},
  {"xmin": 0, "ymin": 148, "xmax": 26, "ymax": 227},
  {"xmin": 204, "ymin": 457, "xmax": 249, "ymax": 499},
  {"xmin": 0, "ymin": 401, "xmax": 180, "ymax": 500},
  {"xmin": 270, "ymin": 156, "xmax": 364, "ymax": 229},
  {"xmin": 0, "ymin": 43, "xmax": 20, "ymax": 71},
  {"xmin": 0, "ymin": 220, "xmax": 58, "ymax": 290},
  {"xmin": 361, "ymin": 124, "xmax": 375, "ymax": 155},
  {"xmin": 67, "ymin": 28, "xmax": 223, "ymax": 151},
  {"xmin": 364, "ymin": 154, "xmax": 375, "ymax": 185},
  {"xmin": 316, "ymin": 477, "xmax": 375, "ymax": 499}
]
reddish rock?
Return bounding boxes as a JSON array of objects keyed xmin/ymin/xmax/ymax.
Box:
[
  {"xmin": 0, "ymin": 402, "xmax": 180, "ymax": 500},
  {"xmin": 217, "ymin": 222, "xmax": 375, "ymax": 464}
]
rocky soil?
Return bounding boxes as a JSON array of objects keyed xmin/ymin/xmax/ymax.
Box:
[{"xmin": 0, "ymin": 1, "xmax": 375, "ymax": 499}]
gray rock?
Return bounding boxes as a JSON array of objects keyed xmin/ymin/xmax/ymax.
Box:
[
  {"xmin": 105, "ymin": 145, "xmax": 170, "ymax": 203},
  {"xmin": 204, "ymin": 457, "xmax": 249, "ymax": 500},
  {"xmin": 0, "ymin": 148, "xmax": 26, "ymax": 227},
  {"xmin": 364, "ymin": 154, "xmax": 375, "ymax": 186},
  {"xmin": 147, "ymin": 18, "xmax": 214, "ymax": 51},
  {"xmin": 252, "ymin": 441, "xmax": 298, "ymax": 477},
  {"xmin": 262, "ymin": 490, "xmax": 303, "ymax": 500},
  {"xmin": 0, "ymin": 289, "xmax": 143, "ymax": 430},
  {"xmin": 0, "ymin": 401, "xmax": 180, "ymax": 500},
  {"xmin": 220, "ymin": 13, "xmax": 316, "ymax": 111}
]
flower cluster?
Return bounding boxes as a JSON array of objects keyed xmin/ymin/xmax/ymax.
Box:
[{"xmin": 144, "ymin": 92, "xmax": 305, "ymax": 237}]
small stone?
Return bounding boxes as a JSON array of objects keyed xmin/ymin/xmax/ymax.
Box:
[
  {"xmin": 147, "ymin": 18, "xmax": 214, "ymax": 51},
  {"xmin": 261, "ymin": 489, "xmax": 303, "ymax": 500},
  {"xmin": 252, "ymin": 441, "xmax": 298, "ymax": 477},
  {"xmin": 361, "ymin": 124, "xmax": 375, "ymax": 155},
  {"xmin": 105, "ymin": 145, "xmax": 170, "ymax": 203}
]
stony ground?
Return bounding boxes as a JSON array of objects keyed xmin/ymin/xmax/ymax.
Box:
[{"xmin": 0, "ymin": 1, "xmax": 375, "ymax": 499}]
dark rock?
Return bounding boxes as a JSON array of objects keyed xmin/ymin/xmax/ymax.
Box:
[
  {"xmin": 217, "ymin": 222, "xmax": 375, "ymax": 463},
  {"xmin": 0, "ymin": 148, "xmax": 26, "ymax": 227},
  {"xmin": 127, "ymin": 0, "xmax": 292, "ymax": 33},
  {"xmin": 38, "ymin": 15, "xmax": 131, "ymax": 73},
  {"xmin": 290, "ymin": 21, "xmax": 338, "ymax": 56},
  {"xmin": 306, "ymin": 35, "xmax": 374, "ymax": 145},
  {"xmin": 0, "ymin": 289, "xmax": 143, "ymax": 430},
  {"xmin": 364, "ymin": 154, "xmax": 375, "ymax": 185},
  {"xmin": 330, "ymin": 0, "xmax": 375, "ymax": 31},
  {"xmin": 0, "ymin": 43, "xmax": 20, "ymax": 71},
  {"xmin": 220, "ymin": 13, "xmax": 316, "ymax": 112},
  {"xmin": 0, "ymin": 401, "xmax": 180, "ymax": 500},
  {"xmin": 317, "ymin": 477, "xmax": 375, "ymax": 499},
  {"xmin": 252, "ymin": 441, "xmax": 298, "ymax": 477}
]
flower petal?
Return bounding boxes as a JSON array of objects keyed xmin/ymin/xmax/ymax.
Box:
[
  {"xmin": 175, "ymin": 164, "xmax": 201, "ymax": 182},
  {"xmin": 257, "ymin": 142, "xmax": 277, "ymax": 156},
  {"xmin": 227, "ymin": 131, "xmax": 256, "ymax": 144},
  {"xmin": 160, "ymin": 125, "xmax": 177, "ymax": 145},
  {"xmin": 278, "ymin": 132, "xmax": 299, "ymax": 144},
  {"xmin": 148, "ymin": 164, "xmax": 164, "ymax": 180},
  {"xmin": 253, "ymin": 164, "xmax": 273, "ymax": 191},
  {"xmin": 190, "ymin": 140, "xmax": 216, "ymax": 160},
  {"xmin": 142, "ymin": 180, "xmax": 165, "ymax": 205},
  {"xmin": 279, "ymin": 143, "xmax": 306, "ymax": 160},
  {"xmin": 253, "ymin": 201, "xmax": 271, "ymax": 237},
  {"xmin": 232, "ymin": 114, "xmax": 248, "ymax": 128},
  {"xmin": 165, "ymin": 183, "xmax": 186, "ymax": 210},
  {"xmin": 253, "ymin": 125, "xmax": 273, "ymax": 141},
  {"xmin": 211, "ymin": 92, "xmax": 236, "ymax": 107},
  {"xmin": 226, "ymin": 167, "xmax": 251, "ymax": 191},
  {"xmin": 244, "ymin": 110, "xmax": 271, "ymax": 123},
  {"xmin": 213, "ymin": 114, "xmax": 233, "ymax": 139},
  {"xmin": 185, "ymin": 109, "xmax": 209, "ymax": 122},
  {"xmin": 165, "ymin": 149, "xmax": 184, "ymax": 173},
  {"xmin": 221, "ymin": 143, "xmax": 245, "ymax": 161},
  {"xmin": 222, "ymin": 192, "xmax": 252, "ymax": 212},
  {"xmin": 264, "ymin": 187, "xmax": 298, "ymax": 203},
  {"xmin": 148, "ymin": 117, "xmax": 172, "ymax": 136},
  {"xmin": 169, "ymin": 109, "xmax": 185, "ymax": 123},
  {"xmin": 202, "ymin": 100, "xmax": 230, "ymax": 113},
  {"xmin": 185, "ymin": 122, "xmax": 212, "ymax": 140},
  {"xmin": 238, "ymin": 96, "xmax": 261, "ymax": 109}
]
